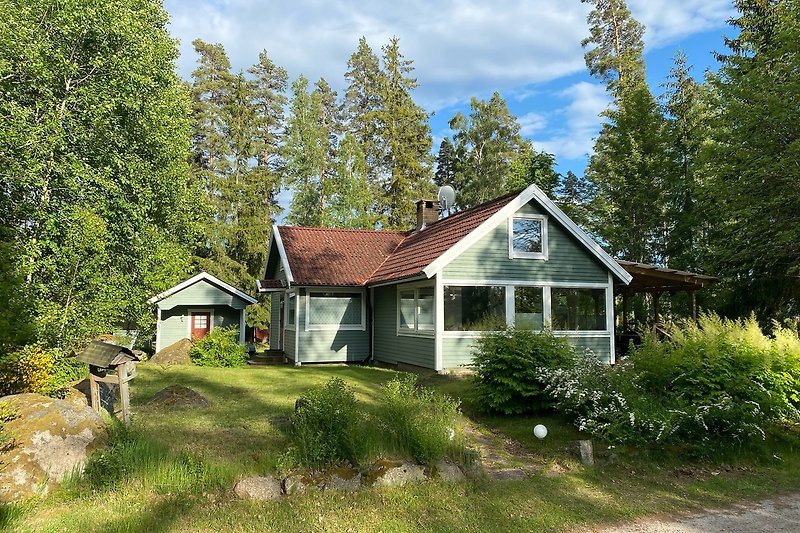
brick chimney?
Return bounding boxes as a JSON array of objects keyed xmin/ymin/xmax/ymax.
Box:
[{"xmin": 415, "ymin": 199, "xmax": 439, "ymax": 231}]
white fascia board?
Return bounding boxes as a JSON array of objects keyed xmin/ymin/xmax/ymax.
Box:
[
  {"xmin": 272, "ymin": 224, "xmax": 295, "ymax": 284},
  {"xmin": 147, "ymin": 272, "xmax": 257, "ymax": 305},
  {"xmin": 422, "ymin": 183, "xmax": 633, "ymax": 285}
]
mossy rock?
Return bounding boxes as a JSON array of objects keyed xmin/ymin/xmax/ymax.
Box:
[
  {"xmin": 0, "ymin": 393, "xmax": 107, "ymax": 502},
  {"xmin": 148, "ymin": 385, "xmax": 209, "ymax": 409},
  {"xmin": 149, "ymin": 339, "xmax": 193, "ymax": 365}
]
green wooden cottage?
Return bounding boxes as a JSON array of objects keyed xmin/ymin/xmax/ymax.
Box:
[
  {"xmin": 148, "ymin": 273, "xmax": 257, "ymax": 353},
  {"xmin": 258, "ymin": 184, "xmax": 633, "ymax": 371}
]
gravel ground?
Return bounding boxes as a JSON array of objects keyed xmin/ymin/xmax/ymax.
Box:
[{"xmin": 589, "ymin": 493, "xmax": 800, "ymax": 532}]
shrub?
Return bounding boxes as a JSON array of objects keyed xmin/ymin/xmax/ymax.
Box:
[
  {"xmin": 540, "ymin": 314, "xmax": 800, "ymax": 455},
  {"xmin": 289, "ymin": 378, "xmax": 363, "ymax": 468},
  {"xmin": 379, "ymin": 374, "xmax": 460, "ymax": 465},
  {"xmin": 0, "ymin": 344, "xmax": 88, "ymax": 398},
  {"xmin": 188, "ymin": 327, "xmax": 248, "ymax": 367},
  {"xmin": 472, "ymin": 327, "xmax": 575, "ymax": 414}
]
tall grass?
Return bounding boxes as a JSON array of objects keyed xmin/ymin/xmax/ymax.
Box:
[{"xmin": 62, "ymin": 421, "xmax": 236, "ymax": 498}]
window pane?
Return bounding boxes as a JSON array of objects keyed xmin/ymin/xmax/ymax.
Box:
[
  {"xmin": 515, "ymin": 287, "xmax": 543, "ymax": 330},
  {"xmin": 417, "ymin": 287, "xmax": 434, "ymax": 330},
  {"xmin": 399, "ymin": 290, "xmax": 415, "ymax": 330},
  {"xmin": 287, "ymin": 294, "xmax": 296, "ymax": 325},
  {"xmin": 444, "ymin": 286, "xmax": 506, "ymax": 331},
  {"xmin": 512, "ymin": 218, "xmax": 542, "ymax": 254},
  {"xmin": 551, "ymin": 288, "xmax": 606, "ymax": 331},
  {"xmin": 309, "ymin": 292, "xmax": 362, "ymax": 326}
]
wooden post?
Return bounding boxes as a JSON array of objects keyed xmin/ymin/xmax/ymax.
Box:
[
  {"xmin": 690, "ymin": 290, "xmax": 697, "ymax": 322},
  {"xmin": 622, "ymin": 292, "xmax": 629, "ymax": 331},
  {"xmin": 653, "ymin": 292, "xmax": 662, "ymax": 324},
  {"xmin": 118, "ymin": 363, "xmax": 131, "ymax": 426},
  {"xmin": 89, "ymin": 369, "xmax": 101, "ymax": 415}
]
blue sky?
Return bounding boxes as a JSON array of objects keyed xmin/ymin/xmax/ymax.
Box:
[{"xmin": 163, "ymin": 0, "xmax": 736, "ymax": 180}]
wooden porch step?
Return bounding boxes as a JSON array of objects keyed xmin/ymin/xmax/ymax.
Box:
[{"xmin": 247, "ymin": 351, "xmax": 286, "ymax": 365}]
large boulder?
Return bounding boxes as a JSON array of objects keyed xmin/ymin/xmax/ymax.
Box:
[
  {"xmin": 0, "ymin": 393, "xmax": 107, "ymax": 502},
  {"xmin": 149, "ymin": 339, "xmax": 193, "ymax": 365},
  {"xmin": 234, "ymin": 476, "xmax": 283, "ymax": 501},
  {"xmin": 365, "ymin": 460, "xmax": 426, "ymax": 488}
]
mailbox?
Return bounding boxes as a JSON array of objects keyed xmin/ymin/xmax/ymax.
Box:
[{"xmin": 77, "ymin": 341, "xmax": 140, "ymax": 425}]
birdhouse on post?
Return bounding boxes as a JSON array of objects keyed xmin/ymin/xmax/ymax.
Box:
[{"xmin": 76, "ymin": 341, "xmax": 140, "ymax": 426}]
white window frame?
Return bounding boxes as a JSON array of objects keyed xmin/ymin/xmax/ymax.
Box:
[
  {"xmin": 305, "ymin": 288, "xmax": 366, "ymax": 331},
  {"xmin": 187, "ymin": 308, "xmax": 215, "ymax": 338},
  {"xmin": 284, "ymin": 290, "xmax": 297, "ymax": 331},
  {"xmin": 396, "ymin": 281, "xmax": 435, "ymax": 337},
  {"xmin": 441, "ymin": 283, "xmax": 508, "ymax": 338},
  {"xmin": 549, "ymin": 286, "xmax": 609, "ymax": 334},
  {"xmin": 508, "ymin": 214, "xmax": 548, "ymax": 260}
]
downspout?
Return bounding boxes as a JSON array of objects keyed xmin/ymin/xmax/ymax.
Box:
[{"xmin": 367, "ymin": 287, "xmax": 374, "ymax": 365}]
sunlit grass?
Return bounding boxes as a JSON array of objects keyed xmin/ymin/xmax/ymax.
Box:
[{"xmin": 12, "ymin": 363, "xmax": 800, "ymax": 532}]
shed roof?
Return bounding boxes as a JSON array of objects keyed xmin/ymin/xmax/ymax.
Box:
[{"xmin": 615, "ymin": 260, "xmax": 718, "ymax": 293}]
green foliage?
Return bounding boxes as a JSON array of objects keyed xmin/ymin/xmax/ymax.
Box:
[
  {"xmin": 188, "ymin": 328, "xmax": 247, "ymax": 368},
  {"xmin": 288, "ymin": 378, "xmax": 363, "ymax": 468},
  {"xmin": 378, "ymin": 374, "xmax": 460, "ymax": 465},
  {"xmin": 0, "ymin": 344, "xmax": 84, "ymax": 398},
  {"xmin": 472, "ymin": 328, "xmax": 575, "ymax": 414},
  {"xmin": 542, "ymin": 314, "xmax": 800, "ymax": 455},
  {"xmin": 0, "ymin": 0, "xmax": 201, "ymax": 351},
  {"xmin": 0, "ymin": 401, "xmax": 17, "ymax": 451}
]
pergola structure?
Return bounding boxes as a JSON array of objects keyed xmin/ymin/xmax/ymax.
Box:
[{"xmin": 614, "ymin": 260, "xmax": 718, "ymax": 331}]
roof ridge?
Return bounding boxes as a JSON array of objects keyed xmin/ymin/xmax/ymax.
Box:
[
  {"xmin": 278, "ymin": 225, "xmax": 408, "ymax": 235},
  {"xmin": 421, "ymin": 189, "xmax": 522, "ymax": 230}
]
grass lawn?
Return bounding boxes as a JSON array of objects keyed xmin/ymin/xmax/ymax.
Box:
[{"xmin": 6, "ymin": 363, "xmax": 800, "ymax": 532}]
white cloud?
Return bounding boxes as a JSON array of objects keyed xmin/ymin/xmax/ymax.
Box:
[
  {"xmin": 534, "ymin": 82, "xmax": 610, "ymax": 161},
  {"xmin": 518, "ymin": 112, "xmax": 548, "ymax": 137},
  {"xmin": 629, "ymin": 0, "xmax": 735, "ymax": 49}
]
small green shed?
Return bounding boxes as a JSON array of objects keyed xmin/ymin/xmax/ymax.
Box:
[{"xmin": 148, "ymin": 273, "xmax": 257, "ymax": 353}]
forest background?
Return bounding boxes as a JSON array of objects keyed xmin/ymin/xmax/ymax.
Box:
[{"xmin": 0, "ymin": 0, "xmax": 797, "ymax": 365}]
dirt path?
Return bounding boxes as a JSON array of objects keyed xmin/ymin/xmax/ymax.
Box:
[{"xmin": 589, "ymin": 493, "xmax": 800, "ymax": 532}]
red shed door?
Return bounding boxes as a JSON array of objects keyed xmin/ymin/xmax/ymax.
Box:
[{"xmin": 191, "ymin": 312, "xmax": 211, "ymax": 339}]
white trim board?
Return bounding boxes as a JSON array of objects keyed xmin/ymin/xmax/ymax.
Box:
[
  {"xmin": 422, "ymin": 183, "xmax": 632, "ymax": 285},
  {"xmin": 148, "ymin": 272, "xmax": 257, "ymax": 305},
  {"xmin": 271, "ymin": 225, "xmax": 295, "ymax": 285}
]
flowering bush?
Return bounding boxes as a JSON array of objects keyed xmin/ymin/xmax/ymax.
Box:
[
  {"xmin": 472, "ymin": 327, "xmax": 574, "ymax": 414},
  {"xmin": 0, "ymin": 344, "xmax": 85, "ymax": 397},
  {"xmin": 540, "ymin": 315, "xmax": 800, "ymax": 454}
]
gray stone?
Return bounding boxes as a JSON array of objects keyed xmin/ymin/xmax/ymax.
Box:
[
  {"xmin": 149, "ymin": 339, "xmax": 192, "ymax": 365},
  {"xmin": 0, "ymin": 393, "xmax": 107, "ymax": 502},
  {"xmin": 283, "ymin": 472, "xmax": 320, "ymax": 494},
  {"xmin": 234, "ymin": 476, "xmax": 283, "ymax": 501},
  {"xmin": 577, "ymin": 439, "xmax": 594, "ymax": 466},
  {"xmin": 324, "ymin": 467, "xmax": 362, "ymax": 491},
  {"xmin": 367, "ymin": 461, "xmax": 426, "ymax": 488},
  {"xmin": 431, "ymin": 460, "xmax": 465, "ymax": 481}
]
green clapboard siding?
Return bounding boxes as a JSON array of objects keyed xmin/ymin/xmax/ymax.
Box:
[
  {"xmin": 442, "ymin": 334, "xmax": 612, "ymax": 369},
  {"xmin": 158, "ymin": 305, "xmax": 242, "ymax": 351},
  {"xmin": 159, "ymin": 279, "xmax": 251, "ymax": 310},
  {"xmin": 294, "ymin": 290, "xmax": 369, "ymax": 363},
  {"xmin": 443, "ymin": 201, "xmax": 608, "ymax": 283},
  {"xmin": 564, "ymin": 335, "xmax": 613, "ymax": 364},
  {"xmin": 372, "ymin": 284, "xmax": 436, "ymax": 369}
]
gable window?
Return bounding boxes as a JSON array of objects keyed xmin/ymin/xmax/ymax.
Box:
[
  {"xmin": 444, "ymin": 285, "xmax": 506, "ymax": 331},
  {"xmin": 509, "ymin": 215, "xmax": 548, "ymax": 259},
  {"xmin": 307, "ymin": 291, "xmax": 365, "ymax": 330},
  {"xmin": 514, "ymin": 286, "xmax": 544, "ymax": 330},
  {"xmin": 398, "ymin": 286, "xmax": 434, "ymax": 335},
  {"xmin": 551, "ymin": 288, "xmax": 606, "ymax": 331}
]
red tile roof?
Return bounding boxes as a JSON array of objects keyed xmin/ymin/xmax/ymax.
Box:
[
  {"xmin": 271, "ymin": 191, "xmax": 519, "ymax": 287},
  {"xmin": 278, "ymin": 227, "xmax": 407, "ymax": 286}
]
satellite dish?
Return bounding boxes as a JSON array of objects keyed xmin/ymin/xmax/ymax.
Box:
[{"xmin": 438, "ymin": 185, "xmax": 456, "ymax": 214}]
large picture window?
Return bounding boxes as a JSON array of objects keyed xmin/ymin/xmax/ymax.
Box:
[
  {"xmin": 307, "ymin": 291, "xmax": 364, "ymax": 330},
  {"xmin": 509, "ymin": 215, "xmax": 547, "ymax": 259},
  {"xmin": 398, "ymin": 286, "xmax": 434, "ymax": 335},
  {"xmin": 444, "ymin": 285, "xmax": 505, "ymax": 331},
  {"xmin": 551, "ymin": 288, "xmax": 606, "ymax": 331},
  {"xmin": 514, "ymin": 287, "xmax": 544, "ymax": 330}
]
